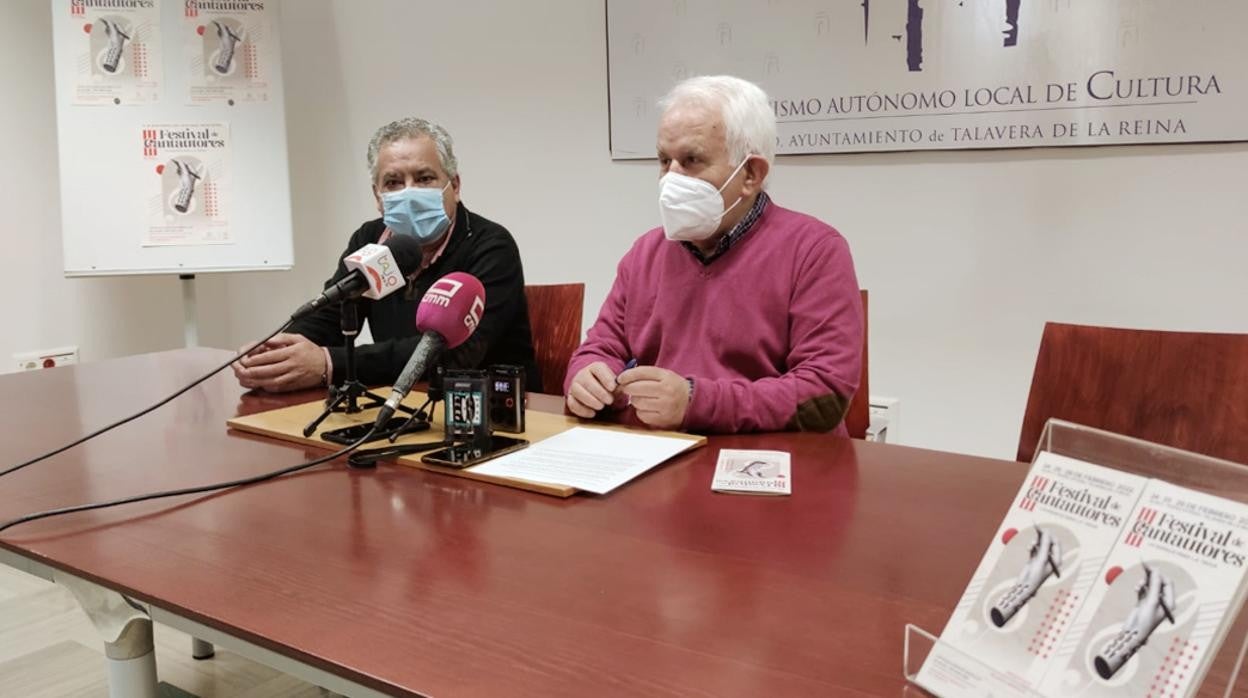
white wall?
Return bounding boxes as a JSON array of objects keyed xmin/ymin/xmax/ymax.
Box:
[
  {"xmin": 777, "ymin": 144, "xmax": 1248, "ymax": 457},
  {"xmin": 5, "ymin": 0, "xmax": 1246, "ymax": 460},
  {"xmin": 1, "ymin": 1, "xmax": 200, "ymax": 368}
]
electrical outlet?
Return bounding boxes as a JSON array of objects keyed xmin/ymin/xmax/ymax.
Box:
[
  {"xmin": 14, "ymin": 346, "xmax": 79, "ymax": 372},
  {"xmin": 868, "ymin": 395, "xmax": 901, "ymax": 442}
]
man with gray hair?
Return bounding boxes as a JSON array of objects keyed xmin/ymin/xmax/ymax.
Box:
[
  {"xmin": 565, "ymin": 75, "xmax": 862, "ymax": 434},
  {"xmin": 234, "ymin": 117, "xmax": 537, "ymax": 392}
]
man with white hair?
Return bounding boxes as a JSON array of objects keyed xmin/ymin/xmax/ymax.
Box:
[
  {"xmin": 234, "ymin": 117, "xmax": 538, "ymax": 392},
  {"xmin": 565, "ymin": 75, "xmax": 862, "ymax": 434}
]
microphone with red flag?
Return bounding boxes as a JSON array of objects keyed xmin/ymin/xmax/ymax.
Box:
[{"xmin": 373, "ymin": 272, "xmax": 486, "ymax": 427}]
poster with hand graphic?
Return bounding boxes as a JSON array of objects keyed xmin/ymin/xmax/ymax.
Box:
[
  {"xmin": 916, "ymin": 452, "xmax": 1147, "ymax": 697},
  {"xmin": 65, "ymin": 0, "xmax": 162, "ymax": 105},
  {"xmin": 141, "ymin": 123, "xmax": 231, "ymax": 246},
  {"xmin": 1040, "ymin": 481, "xmax": 1248, "ymax": 698},
  {"xmin": 183, "ymin": 0, "xmax": 275, "ymax": 104}
]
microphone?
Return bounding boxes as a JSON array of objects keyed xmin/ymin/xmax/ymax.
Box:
[
  {"xmin": 374, "ymin": 272, "xmax": 486, "ymax": 427},
  {"xmin": 291, "ymin": 236, "xmax": 423, "ymax": 319}
]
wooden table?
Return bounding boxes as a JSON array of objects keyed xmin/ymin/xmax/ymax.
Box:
[{"xmin": 0, "ymin": 349, "xmax": 1241, "ymax": 696}]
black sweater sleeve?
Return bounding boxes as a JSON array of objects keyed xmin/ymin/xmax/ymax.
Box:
[
  {"xmin": 341, "ymin": 332, "xmax": 422, "ymax": 387},
  {"xmin": 439, "ymin": 230, "xmax": 526, "ymax": 371}
]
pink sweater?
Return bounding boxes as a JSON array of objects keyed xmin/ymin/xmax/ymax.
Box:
[{"xmin": 565, "ymin": 201, "xmax": 863, "ymax": 435}]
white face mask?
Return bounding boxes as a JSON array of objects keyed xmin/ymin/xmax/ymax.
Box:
[{"xmin": 658, "ymin": 158, "xmax": 749, "ymax": 242}]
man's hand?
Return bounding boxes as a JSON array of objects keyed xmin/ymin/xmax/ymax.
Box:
[
  {"xmin": 566, "ymin": 361, "xmax": 619, "ymax": 418},
  {"xmin": 231, "ymin": 333, "xmax": 326, "ymax": 393},
  {"xmin": 617, "ymin": 366, "xmax": 691, "ymax": 430}
]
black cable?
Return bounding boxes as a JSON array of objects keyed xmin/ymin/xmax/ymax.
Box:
[
  {"xmin": 347, "ymin": 439, "xmax": 455, "ymax": 468},
  {"xmin": 0, "ymin": 427, "xmax": 376, "ymax": 535},
  {"xmin": 0, "ymin": 319, "xmax": 293, "ymax": 481}
]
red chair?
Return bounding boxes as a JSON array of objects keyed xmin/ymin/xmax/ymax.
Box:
[
  {"xmin": 845, "ymin": 290, "xmax": 870, "ymax": 439},
  {"xmin": 1017, "ymin": 322, "xmax": 1248, "ymax": 464},
  {"xmin": 524, "ymin": 283, "xmax": 585, "ymax": 395}
]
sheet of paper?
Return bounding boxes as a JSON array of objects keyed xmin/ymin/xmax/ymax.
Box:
[
  {"xmin": 64, "ymin": 0, "xmax": 162, "ymax": 106},
  {"xmin": 184, "ymin": 1, "xmax": 277, "ymax": 105},
  {"xmin": 141, "ymin": 123, "xmax": 232, "ymax": 246},
  {"xmin": 916, "ymin": 451, "xmax": 1149, "ymax": 697},
  {"xmin": 469, "ymin": 427, "xmax": 695, "ymax": 494}
]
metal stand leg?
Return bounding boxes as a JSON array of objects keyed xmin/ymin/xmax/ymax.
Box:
[
  {"xmin": 180, "ymin": 273, "xmax": 199, "ymax": 348},
  {"xmin": 54, "ymin": 571, "xmax": 160, "ymax": 698},
  {"xmin": 106, "ymin": 618, "xmax": 159, "ymax": 698},
  {"xmin": 191, "ymin": 637, "xmax": 216, "ymax": 660},
  {"xmin": 180, "ymin": 273, "xmax": 215, "ymax": 664}
]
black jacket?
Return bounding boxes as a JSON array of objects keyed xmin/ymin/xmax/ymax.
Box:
[{"xmin": 289, "ymin": 203, "xmax": 539, "ymax": 387}]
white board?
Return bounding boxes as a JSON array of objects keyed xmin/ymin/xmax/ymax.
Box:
[
  {"xmin": 607, "ymin": 0, "xmax": 1248, "ymax": 158},
  {"xmin": 51, "ymin": 0, "xmax": 292, "ymax": 275}
]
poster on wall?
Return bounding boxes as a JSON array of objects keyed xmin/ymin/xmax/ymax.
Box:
[
  {"xmin": 64, "ymin": 0, "xmax": 162, "ymax": 105},
  {"xmin": 607, "ymin": 0, "xmax": 1248, "ymax": 157},
  {"xmin": 183, "ymin": 0, "xmax": 275, "ymax": 105},
  {"xmin": 141, "ymin": 123, "xmax": 231, "ymax": 246}
]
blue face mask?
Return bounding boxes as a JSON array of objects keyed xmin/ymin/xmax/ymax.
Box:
[{"xmin": 382, "ymin": 183, "xmax": 452, "ymax": 244}]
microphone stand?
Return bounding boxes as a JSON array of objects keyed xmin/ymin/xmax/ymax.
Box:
[
  {"xmin": 302, "ymin": 300, "xmax": 416, "ymax": 436},
  {"xmin": 347, "ymin": 367, "xmax": 451, "ymax": 469}
]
